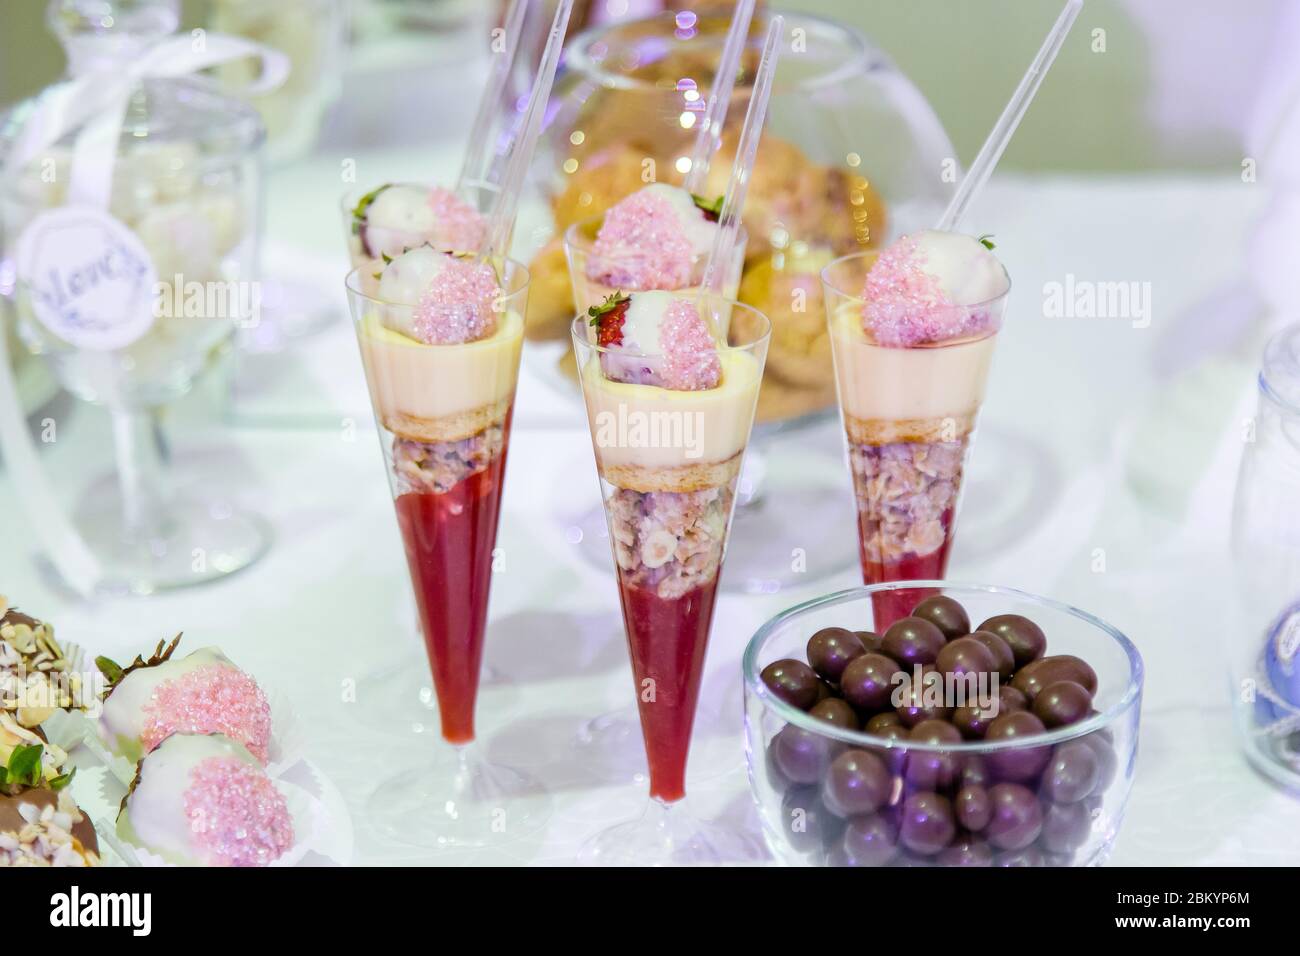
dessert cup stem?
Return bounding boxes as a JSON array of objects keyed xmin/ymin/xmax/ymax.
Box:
[{"xmin": 109, "ymin": 406, "xmax": 172, "ymax": 543}]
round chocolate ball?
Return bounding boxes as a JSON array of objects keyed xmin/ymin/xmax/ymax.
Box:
[
  {"xmin": 936, "ymin": 636, "xmax": 998, "ymax": 680},
  {"xmin": 911, "ymin": 595, "xmax": 971, "ymax": 641},
  {"xmin": 956, "ymin": 784, "xmax": 993, "ymax": 831},
  {"xmin": 995, "ymin": 845, "xmax": 1046, "ymax": 867},
  {"xmin": 837, "ymin": 813, "xmax": 899, "ymax": 867},
  {"xmin": 904, "ymin": 719, "xmax": 963, "ymax": 790},
  {"xmin": 1011, "ymin": 655, "xmax": 1098, "ymax": 700},
  {"xmin": 881, "ymin": 617, "xmax": 948, "ymax": 667},
  {"xmin": 865, "ymin": 711, "xmax": 905, "ymax": 737},
  {"xmin": 1041, "ymin": 740, "xmax": 1100, "ymax": 804},
  {"xmin": 952, "ymin": 704, "xmax": 994, "ymax": 740},
  {"xmin": 977, "ymin": 614, "xmax": 1047, "ymax": 668},
  {"xmin": 760, "ymin": 658, "xmax": 822, "ymax": 710},
  {"xmin": 1041, "ymin": 800, "xmax": 1092, "ymax": 854},
  {"xmin": 937, "ymin": 835, "xmax": 994, "ymax": 867},
  {"xmin": 823, "ymin": 749, "xmax": 891, "ymax": 818},
  {"xmin": 855, "ymin": 630, "xmax": 883, "ymax": 653},
  {"xmin": 895, "ymin": 667, "xmax": 953, "ymax": 728},
  {"xmin": 998, "ymin": 685, "xmax": 1030, "ymax": 715},
  {"xmin": 1081, "ymin": 731, "xmax": 1118, "ymax": 795},
  {"xmin": 841, "ymin": 652, "xmax": 902, "ymax": 712},
  {"xmin": 969, "ymin": 630, "xmax": 1016, "ymax": 680},
  {"xmin": 984, "ymin": 711, "xmax": 1052, "ymax": 782},
  {"xmin": 1033, "ymin": 680, "xmax": 1092, "ymax": 728},
  {"xmin": 809, "ymin": 697, "xmax": 859, "ymax": 730},
  {"xmin": 898, "ymin": 791, "xmax": 957, "ymax": 856},
  {"xmin": 770, "ymin": 724, "xmax": 835, "ymax": 784},
  {"xmin": 985, "ymin": 783, "xmax": 1044, "ymax": 850},
  {"xmin": 959, "ymin": 755, "xmax": 991, "ymax": 789},
  {"xmin": 780, "ymin": 785, "xmax": 844, "ymax": 853},
  {"xmin": 807, "ymin": 627, "xmax": 867, "ymax": 683}
]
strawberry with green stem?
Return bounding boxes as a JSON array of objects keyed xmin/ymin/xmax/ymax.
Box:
[{"xmin": 589, "ymin": 292, "xmax": 631, "ymax": 348}]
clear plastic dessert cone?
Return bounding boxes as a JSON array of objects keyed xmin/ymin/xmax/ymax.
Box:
[
  {"xmin": 346, "ymin": 257, "xmax": 550, "ymax": 847},
  {"xmin": 822, "ymin": 250, "xmax": 1009, "ymax": 630},
  {"xmin": 572, "ymin": 291, "xmax": 769, "ymax": 863}
]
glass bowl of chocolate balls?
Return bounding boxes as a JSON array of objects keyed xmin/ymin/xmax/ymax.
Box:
[{"xmin": 742, "ymin": 583, "xmax": 1143, "ymax": 867}]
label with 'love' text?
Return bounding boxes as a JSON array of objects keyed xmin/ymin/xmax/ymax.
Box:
[{"xmin": 15, "ymin": 205, "xmax": 158, "ymax": 351}]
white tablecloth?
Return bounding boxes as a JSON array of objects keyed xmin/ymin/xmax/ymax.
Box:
[{"xmin": 3, "ymin": 157, "xmax": 1296, "ymax": 865}]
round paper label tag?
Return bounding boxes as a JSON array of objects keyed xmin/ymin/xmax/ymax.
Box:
[{"xmin": 14, "ymin": 205, "xmax": 158, "ymax": 352}]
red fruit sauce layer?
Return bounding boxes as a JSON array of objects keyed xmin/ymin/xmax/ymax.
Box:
[
  {"xmin": 393, "ymin": 424, "xmax": 511, "ymax": 745},
  {"xmin": 616, "ymin": 575, "xmax": 720, "ymax": 804},
  {"xmin": 857, "ymin": 506, "xmax": 955, "ymax": 631}
]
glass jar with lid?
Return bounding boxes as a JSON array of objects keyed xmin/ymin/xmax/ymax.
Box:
[
  {"xmin": 0, "ymin": 0, "xmax": 270, "ymax": 594},
  {"xmin": 1231, "ymin": 323, "xmax": 1300, "ymax": 786}
]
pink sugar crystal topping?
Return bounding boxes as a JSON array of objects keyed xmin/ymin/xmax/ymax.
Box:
[
  {"xmin": 142, "ymin": 664, "xmax": 272, "ymax": 764},
  {"xmin": 862, "ymin": 236, "xmax": 989, "ymax": 347},
  {"xmin": 659, "ymin": 300, "xmax": 721, "ymax": 390},
  {"xmin": 183, "ymin": 756, "xmax": 294, "ymax": 867},
  {"xmin": 428, "ymin": 186, "xmax": 487, "ymax": 253},
  {"xmin": 413, "ymin": 257, "xmax": 502, "ymax": 344},
  {"xmin": 590, "ymin": 190, "xmax": 695, "ymax": 290}
]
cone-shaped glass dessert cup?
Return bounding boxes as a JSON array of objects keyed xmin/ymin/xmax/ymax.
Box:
[
  {"xmin": 339, "ymin": 180, "xmax": 512, "ymax": 733},
  {"xmin": 564, "ymin": 216, "xmax": 747, "ymax": 316},
  {"xmin": 821, "ymin": 252, "xmax": 1009, "ymax": 631},
  {"xmin": 345, "ymin": 258, "xmax": 551, "ymax": 848},
  {"xmin": 564, "ymin": 215, "xmax": 749, "ymax": 784},
  {"xmin": 571, "ymin": 294, "xmax": 770, "ymax": 864}
]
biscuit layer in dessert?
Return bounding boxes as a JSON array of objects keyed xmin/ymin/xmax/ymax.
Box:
[
  {"xmin": 841, "ymin": 410, "xmax": 977, "ymax": 446},
  {"xmin": 600, "ymin": 452, "xmax": 741, "ymax": 495}
]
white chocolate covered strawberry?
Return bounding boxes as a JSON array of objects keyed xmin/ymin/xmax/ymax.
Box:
[
  {"xmin": 352, "ymin": 183, "xmax": 487, "ymax": 261},
  {"xmin": 862, "ymin": 229, "xmax": 1009, "ymax": 347},
  {"xmin": 376, "ymin": 246, "xmax": 501, "ymax": 344},
  {"xmin": 588, "ymin": 290, "xmax": 721, "ymax": 390},
  {"xmin": 588, "ymin": 184, "xmax": 721, "ymax": 290}
]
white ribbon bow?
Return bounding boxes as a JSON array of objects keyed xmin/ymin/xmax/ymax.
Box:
[{"xmin": 3, "ymin": 32, "xmax": 289, "ymax": 206}]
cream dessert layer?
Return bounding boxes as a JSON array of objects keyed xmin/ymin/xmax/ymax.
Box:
[
  {"xmin": 360, "ymin": 311, "xmax": 523, "ymax": 443},
  {"xmin": 581, "ymin": 349, "xmax": 761, "ymax": 492},
  {"xmin": 829, "ymin": 305, "xmax": 996, "ymax": 444}
]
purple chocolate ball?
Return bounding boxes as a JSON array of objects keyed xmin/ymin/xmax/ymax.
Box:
[{"xmin": 986, "ymin": 783, "xmax": 1044, "ymax": 851}]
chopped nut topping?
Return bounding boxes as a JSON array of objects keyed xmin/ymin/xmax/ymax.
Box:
[
  {"xmin": 608, "ymin": 484, "xmax": 732, "ymax": 599},
  {"xmin": 393, "ymin": 423, "xmax": 505, "ymax": 495},
  {"xmin": 848, "ymin": 438, "xmax": 967, "ymax": 564}
]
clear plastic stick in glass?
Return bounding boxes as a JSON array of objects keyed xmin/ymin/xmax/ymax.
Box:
[
  {"xmin": 822, "ymin": 240, "xmax": 1010, "ymax": 630},
  {"xmin": 572, "ymin": 290, "xmax": 769, "ymax": 864},
  {"xmin": 346, "ymin": 256, "xmax": 550, "ymax": 847}
]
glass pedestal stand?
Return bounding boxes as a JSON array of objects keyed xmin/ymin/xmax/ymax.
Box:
[
  {"xmin": 69, "ymin": 407, "xmax": 269, "ymax": 596},
  {"xmin": 578, "ymin": 797, "xmax": 764, "ymax": 866},
  {"xmin": 366, "ymin": 742, "xmax": 552, "ymax": 850}
]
